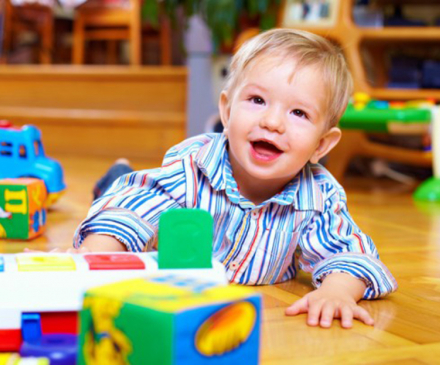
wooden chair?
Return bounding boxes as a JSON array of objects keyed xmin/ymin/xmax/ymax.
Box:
[
  {"xmin": 72, "ymin": 0, "xmax": 171, "ymax": 65},
  {"xmin": 1, "ymin": 0, "xmax": 54, "ymax": 64}
]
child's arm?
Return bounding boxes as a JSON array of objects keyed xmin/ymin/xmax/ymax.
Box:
[
  {"xmin": 288, "ymin": 173, "xmax": 397, "ymax": 328},
  {"xmin": 25, "ymin": 234, "xmax": 127, "ymax": 254},
  {"xmin": 285, "ymin": 272, "xmax": 374, "ymax": 329},
  {"xmin": 75, "ymin": 234, "xmax": 127, "ymax": 252},
  {"xmin": 73, "ymin": 164, "xmax": 185, "ymax": 252}
]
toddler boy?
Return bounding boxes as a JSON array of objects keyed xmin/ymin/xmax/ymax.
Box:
[{"xmin": 73, "ymin": 29, "xmax": 397, "ymax": 328}]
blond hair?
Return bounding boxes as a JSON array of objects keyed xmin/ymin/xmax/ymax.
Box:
[{"xmin": 224, "ymin": 28, "xmax": 353, "ymax": 128}]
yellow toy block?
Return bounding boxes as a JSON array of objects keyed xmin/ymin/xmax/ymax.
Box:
[{"xmin": 0, "ymin": 178, "xmax": 47, "ymax": 240}]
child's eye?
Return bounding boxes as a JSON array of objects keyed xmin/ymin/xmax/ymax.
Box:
[
  {"xmin": 250, "ymin": 96, "xmax": 265, "ymax": 105},
  {"xmin": 291, "ymin": 109, "xmax": 307, "ymax": 118}
]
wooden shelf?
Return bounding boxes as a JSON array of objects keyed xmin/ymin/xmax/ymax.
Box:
[
  {"xmin": 0, "ymin": 65, "xmax": 187, "ymax": 162},
  {"xmin": 361, "ymin": 27, "xmax": 440, "ymax": 40},
  {"xmin": 280, "ymin": 0, "xmax": 440, "ymax": 100},
  {"xmin": 371, "ymin": 88, "xmax": 440, "ymax": 100}
]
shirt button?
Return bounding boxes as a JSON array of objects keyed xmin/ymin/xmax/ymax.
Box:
[
  {"xmin": 251, "ymin": 210, "xmax": 259, "ymax": 219},
  {"xmin": 230, "ymin": 261, "xmax": 239, "ymax": 270}
]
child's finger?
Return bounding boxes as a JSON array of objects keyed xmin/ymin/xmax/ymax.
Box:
[
  {"xmin": 307, "ymin": 301, "xmax": 324, "ymax": 326},
  {"xmin": 285, "ymin": 296, "xmax": 308, "ymax": 316},
  {"xmin": 319, "ymin": 302, "xmax": 336, "ymax": 328},
  {"xmin": 354, "ymin": 306, "xmax": 374, "ymax": 326},
  {"xmin": 23, "ymin": 248, "xmax": 47, "ymax": 253},
  {"xmin": 340, "ymin": 306, "xmax": 354, "ymax": 328},
  {"xmin": 66, "ymin": 247, "xmax": 90, "ymax": 254}
]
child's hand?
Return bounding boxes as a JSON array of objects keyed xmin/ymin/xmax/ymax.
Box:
[{"xmin": 285, "ymin": 273, "xmax": 374, "ymax": 329}]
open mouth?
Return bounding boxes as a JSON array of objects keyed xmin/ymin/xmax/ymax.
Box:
[{"xmin": 251, "ymin": 140, "xmax": 283, "ymax": 161}]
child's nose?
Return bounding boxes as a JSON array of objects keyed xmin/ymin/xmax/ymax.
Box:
[{"xmin": 260, "ymin": 108, "xmax": 285, "ymax": 133}]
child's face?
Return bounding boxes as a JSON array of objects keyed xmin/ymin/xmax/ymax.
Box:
[{"xmin": 219, "ymin": 55, "xmax": 341, "ymax": 192}]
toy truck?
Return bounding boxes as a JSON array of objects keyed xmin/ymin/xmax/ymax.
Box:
[{"xmin": 0, "ymin": 121, "xmax": 66, "ymax": 206}]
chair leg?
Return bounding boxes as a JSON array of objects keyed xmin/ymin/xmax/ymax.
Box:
[
  {"xmin": 129, "ymin": 10, "xmax": 141, "ymax": 65},
  {"xmin": 160, "ymin": 16, "xmax": 172, "ymax": 65},
  {"xmin": 73, "ymin": 16, "xmax": 85, "ymax": 64},
  {"xmin": 107, "ymin": 40, "xmax": 118, "ymax": 64},
  {"xmin": 1, "ymin": 0, "xmax": 13, "ymax": 63},
  {"xmin": 326, "ymin": 130, "xmax": 433, "ymax": 183},
  {"xmin": 40, "ymin": 10, "xmax": 53, "ymax": 64}
]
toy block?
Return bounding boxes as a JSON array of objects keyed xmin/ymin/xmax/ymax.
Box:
[
  {"xmin": 79, "ymin": 275, "xmax": 261, "ymax": 365},
  {"xmin": 0, "ymin": 178, "xmax": 47, "ymax": 240},
  {"xmin": 158, "ymin": 209, "xmax": 213, "ymax": 269}
]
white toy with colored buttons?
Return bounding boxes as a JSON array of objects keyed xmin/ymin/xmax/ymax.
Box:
[{"xmin": 0, "ymin": 209, "xmax": 229, "ymax": 362}]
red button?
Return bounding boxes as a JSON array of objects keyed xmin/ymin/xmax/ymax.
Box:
[
  {"xmin": 0, "ymin": 329, "xmax": 21, "ymax": 351},
  {"xmin": 0, "ymin": 120, "xmax": 12, "ymax": 128},
  {"xmin": 84, "ymin": 254, "xmax": 145, "ymax": 270}
]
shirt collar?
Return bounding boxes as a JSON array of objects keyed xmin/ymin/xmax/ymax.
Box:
[
  {"xmin": 195, "ymin": 133, "xmax": 324, "ymax": 212},
  {"xmin": 195, "ymin": 133, "xmax": 230, "ymax": 192},
  {"xmin": 266, "ymin": 164, "xmax": 324, "ymax": 212}
]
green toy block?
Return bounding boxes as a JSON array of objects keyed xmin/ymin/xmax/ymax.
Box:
[
  {"xmin": 158, "ymin": 209, "xmax": 213, "ymax": 269},
  {"xmin": 0, "ymin": 178, "xmax": 47, "ymax": 240},
  {"xmin": 79, "ymin": 275, "xmax": 261, "ymax": 365}
]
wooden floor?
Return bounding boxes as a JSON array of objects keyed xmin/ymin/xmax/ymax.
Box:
[{"xmin": 2, "ymin": 155, "xmax": 440, "ymax": 364}]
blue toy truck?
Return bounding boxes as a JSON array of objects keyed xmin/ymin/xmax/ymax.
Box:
[{"xmin": 0, "ymin": 121, "xmax": 66, "ymax": 205}]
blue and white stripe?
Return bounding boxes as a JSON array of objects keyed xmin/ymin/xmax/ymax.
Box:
[{"xmin": 73, "ymin": 133, "xmax": 397, "ymax": 299}]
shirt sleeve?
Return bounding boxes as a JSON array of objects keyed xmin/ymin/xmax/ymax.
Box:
[
  {"xmin": 73, "ymin": 159, "xmax": 187, "ymax": 252},
  {"xmin": 297, "ymin": 188, "xmax": 398, "ymax": 299}
]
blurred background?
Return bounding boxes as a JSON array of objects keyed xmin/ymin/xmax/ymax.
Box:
[{"xmin": 1, "ymin": 0, "xmax": 440, "ymax": 181}]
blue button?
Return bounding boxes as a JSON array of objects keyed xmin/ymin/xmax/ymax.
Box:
[
  {"xmin": 21, "ymin": 313, "xmax": 42, "ymax": 342},
  {"xmin": 20, "ymin": 334, "xmax": 77, "ymax": 365}
]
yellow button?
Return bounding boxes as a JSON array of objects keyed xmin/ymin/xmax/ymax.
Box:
[{"xmin": 16, "ymin": 255, "xmax": 76, "ymax": 271}]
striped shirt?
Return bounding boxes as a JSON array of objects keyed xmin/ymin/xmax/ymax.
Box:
[{"xmin": 74, "ymin": 133, "xmax": 397, "ymax": 299}]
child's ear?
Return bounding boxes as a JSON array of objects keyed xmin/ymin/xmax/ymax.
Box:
[
  {"xmin": 309, "ymin": 127, "xmax": 342, "ymax": 164},
  {"xmin": 218, "ymin": 91, "xmax": 231, "ymax": 137}
]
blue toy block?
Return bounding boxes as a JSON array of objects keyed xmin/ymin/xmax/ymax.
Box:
[
  {"xmin": 0, "ymin": 257, "xmax": 3, "ymax": 272},
  {"xmin": 21, "ymin": 313, "xmax": 42, "ymax": 342}
]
